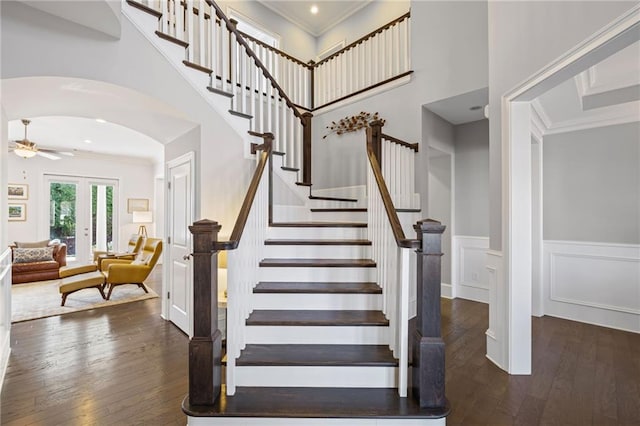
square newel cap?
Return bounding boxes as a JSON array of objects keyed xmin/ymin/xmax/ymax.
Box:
[
  {"xmin": 414, "ymin": 218, "xmax": 446, "ymax": 236},
  {"xmin": 189, "ymin": 219, "xmax": 222, "ymax": 234}
]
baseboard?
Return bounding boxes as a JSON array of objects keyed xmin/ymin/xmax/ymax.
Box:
[
  {"xmin": 456, "ymin": 285, "xmax": 489, "ymax": 304},
  {"xmin": 440, "ymin": 283, "xmax": 453, "ymax": 299},
  {"xmin": 189, "ymin": 417, "xmax": 446, "ymax": 425}
]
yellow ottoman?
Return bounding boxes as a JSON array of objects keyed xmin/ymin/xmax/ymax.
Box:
[
  {"xmin": 59, "ymin": 271, "xmax": 106, "ymax": 306},
  {"xmin": 59, "ymin": 264, "xmax": 98, "ymax": 278}
]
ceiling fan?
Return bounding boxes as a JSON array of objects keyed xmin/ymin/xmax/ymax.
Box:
[{"xmin": 9, "ymin": 119, "xmax": 74, "ymax": 160}]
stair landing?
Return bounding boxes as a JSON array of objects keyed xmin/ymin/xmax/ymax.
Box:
[{"xmin": 183, "ymin": 386, "xmax": 449, "ymax": 424}]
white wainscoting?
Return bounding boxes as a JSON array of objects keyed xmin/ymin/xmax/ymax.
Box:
[
  {"xmin": 0, "ymin": 248, "xmax": 12, "ymax": 389},
  {"xmin": 543, "ymin": 240, "xmax": 640, "ymax": 333},
  {"xmin": 452, "ymin": 236, "xmax": 490, "ymax": 303}
]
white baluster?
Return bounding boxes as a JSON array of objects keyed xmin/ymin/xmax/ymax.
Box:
[
  {"xmin": 393, "ymin": 23, "xmax": 400, "ymax": 77},
  {"xmin": 404, "ymin": 18, "xmax": 410, "ymax": 71},
  {"xmin": 257, "ymin": 46, "xmax": 264, "ymax": 133},
  {"xmin": 240, "ymin": 45, "xmax": 247, "ymax": 114},
  {"xmin": 230, "ymin": 33, "xmax": 237, "ymax": 108},
  {"xmin": 221, "ymin": 24, "xmax": 229, "ymax": 92},
  {"xmin": 249, "ymin": 42, "xmax": 256, "ymax": 131},
  {"xmin": 210, "ymin": 15, "xmax": 218, "ymax": 78},
  {"xmin": 266, "ymin": 51, "xmax": 273, "ymax": 134}
]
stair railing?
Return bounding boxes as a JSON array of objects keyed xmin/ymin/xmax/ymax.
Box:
[
  {"xmin": 314, "ymin": 12, "xmax": 411, "ymax": 109},
  {"xmin": 141, "ymin": 0, "xmax": 310, "ymax": 176},
  {"xmin": 186, "ymin": 133, "xmax": 272, "ymax": 409},
  {"xmin": 366, "ymin": 120, "xmax": 447, "ymax": 410}
]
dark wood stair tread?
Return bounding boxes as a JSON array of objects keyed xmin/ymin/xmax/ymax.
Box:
[
  {"xmin": 183, "ymin": 386, "xmax": 450, "ymax": 419},
  {"xmin": 127, "ymin": 0, "xmax": 162, "ymax": 18},
  {"xmin": 155, "ymin": 31, "xmax": 189, "ymax": 48},
  {"xmin": 207, "ymin": 85, "xmax": 234, "ymax": 98},
  {"xmin": 296, "ymin": 182, "xmax": 312, "ymax": 187},
  {"xmin": 260, "ymin": 258, "xmax": 375, "ymax": 268},
  {"xmin": 254, "ymin": 282, "xmax": 381, "ymax": 294},
  {"xmin": 237, "ymin": 344, "xmax": 397, "ymax": 366},
  {"xmin": 310, "ymin": 208, "xmax": 367, "ymax": 212},
  {"xmin": 270, "ymin": 222, "xmax": 366, "ymax": 228},
  {"xmin": 264, "ymin": 239, "xmax": 371, "ymax": 246},
  {"xmin": 281, "ymin": 166, "xmax": 299, "ymax": 172},
  {"xmin": 182, "ymin": 60, "xmax": 213, "ymax": 74},
  {"xmin": 229, "ymin": 109, "xmax": 252, "ymax": 119},
  {"xmin": 246, "ymin": 310, "xmax": 389, "ymax": 326},
  {"xmin": 309, "ymin": 195, "xmax": 358, "ymax": 203}
]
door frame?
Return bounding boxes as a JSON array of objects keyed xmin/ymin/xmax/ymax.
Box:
[
  {"xmin": 496, "ymin": 6, "xmax": 639, "ymax": 374},
  {"xmin": 163, "ymin": 151, "xmax": 196, "ymax": 333},
  {"xmin": 42, "ymin": 173, "xmax": 120, "ymax": 264}
]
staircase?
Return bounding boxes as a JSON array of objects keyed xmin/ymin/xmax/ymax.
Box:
[{"xmin": 124, "ymin": 1, "xmax": 447, "ymax": 423}]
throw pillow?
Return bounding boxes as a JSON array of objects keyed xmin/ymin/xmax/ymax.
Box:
[
  {"xmin": 15, "ymin": 239, "xmax": 50, "ymax": 248},
  {"xmin": 13, "ymin": 247, "xmax": 55, "ymax": 263}
]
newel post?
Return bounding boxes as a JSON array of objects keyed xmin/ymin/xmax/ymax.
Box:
[
  {"xmin": 302, "ymin": 112, "xmax": 313, "ymax": 184},
  {"xmin": 308, "ymin": 60, "xmax": 316, "ymax": 109},
  {"xmin": 367, "ymin": 119, "xmax": 383, "ymax": 164},
  {"xmin": 412, "ymin": 219, "xmax": 447, "ymax": 408},
  {"xmin": 188, "ymin": 219, "xmax": 223, "ymax": 406}
]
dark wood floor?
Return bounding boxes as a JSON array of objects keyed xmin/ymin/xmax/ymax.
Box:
[{"xmin": 2, "ymin": 273, "xmax": 639, "ymax": 425}]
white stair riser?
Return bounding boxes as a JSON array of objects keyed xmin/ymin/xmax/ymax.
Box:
[
  {"xmin": 306, "ymin": 199, "xmax": 366, "ymax": 209},
  {"xmin": 252, "ymin": 293, "xmax": 382, "ymax": 310},
  {"xmin": 244, "ymin": 326, "xmax": 389, "ymax": 344},
  {"xmin": 234, "ymin": 366, "xmax": 397, "ymax": 388},
  {"xmin": 263, "ymin": 245, "xmax": 371, "ymax": 259},
  {"xmin": 189, "ymin": 417, "xmax": 447, "ymax": 425},
  {"xmin": 310, "ymin": 211, "xmax": 368, "ymax": 222},
  {"xmin": 267, "ymin": 227, "xmax": 367, "ymax": 240},
  {"xmin": 273, "ymin": 205, "xmax": 312, "ymax": 223},
  {"xmin": 259, "ymin": 267, "xmax": 375, "ymax": 282}
]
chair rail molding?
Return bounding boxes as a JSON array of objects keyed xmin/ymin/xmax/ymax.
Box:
[{"xmin": 0, "ymin": 248, "xmax": 12, "ymax": 390}]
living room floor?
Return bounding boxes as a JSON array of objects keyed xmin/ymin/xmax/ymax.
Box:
[{"xmin": 1, "ymin": 272, "xmax": 639, "ymax": 425}]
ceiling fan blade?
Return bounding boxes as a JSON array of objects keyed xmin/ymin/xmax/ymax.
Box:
[
  {"xmin": 36, "ymin": 151, "xmax": 61, "ymax": 160},
  {"xmin": 39, "ymin": 147, "xmax": 75, "ymax": 157}
]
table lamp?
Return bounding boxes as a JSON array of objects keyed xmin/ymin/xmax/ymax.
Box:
[{"xmin": 132, "ymin": 211, "xmax": 153, "ymax": 237}]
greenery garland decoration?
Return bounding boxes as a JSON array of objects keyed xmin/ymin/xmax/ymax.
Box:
[{"xmin": 323, "ymin": 112, "xmax": 385, "ymax": 139}]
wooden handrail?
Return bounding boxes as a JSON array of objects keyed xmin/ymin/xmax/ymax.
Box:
[
  {"xmin": 237, "ymin": 30, "xmax": 312, "ymax": 69},
  {"xmin": 212, "ymin": 133, "xmax": 273, "ymax": 251},
  {"xmin": 366, "ymin": 121, "xmax": 420, "ymax": 249},
  {"xmin": 315, "ymin": 12, "xmax": 410, "ymax": 67},
  {"xmin": 381, "ymin": 133, "xmax": 419, "ymax": 152},
  {"xmin": 206, "ymin": 0, "xmax": 304, "ymax": 120}
]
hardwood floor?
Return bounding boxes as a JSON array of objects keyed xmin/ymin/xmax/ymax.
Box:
[{"xmin": 2, "ymin": 275, "xmax": 639, "ymax": 425}]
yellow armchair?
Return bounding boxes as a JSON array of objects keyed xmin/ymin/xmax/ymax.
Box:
[
  {"xmin": 93, "ymin": 234, "xmax": 144, "ymax": 268},
  {"xmin": 102, "ymin": 238, "xmax": 163, "ymax": 300}
]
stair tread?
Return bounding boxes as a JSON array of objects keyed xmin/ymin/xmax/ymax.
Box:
[
  {"xmin": 309, "ymin": 195, "xmax": 358, "ymax": 203},
  {"xmin": 281, "ymin": 166, "xmax": 299, "ymax": 172},
  {"xmin": 270, "ymin": 222, "xmax": 366, "ymax": 228},
  {"xmin": 127, "ymin": 0, "xmax": 162, "ymax": 18},
  {"xmin": 155, "ymin": 30, "xmax": 189, "ymax": 48},
  {"xmin": 264, "ymin": 239, "xmax": 371, "ymax": 246},
  {"xmin": 260, "ymin": 258, "xmax": 376, "ymax": 267},
  {"xmin": 247, "ymin": 310, "xmax": 389, "ymax": 326},
  {"xmin": 310, "ymin": 208, "xmax": 367, "ymax": 212},
  {"xmin": 183, "ymin": 386, "xmax": 450, "ymax": 419},
  {"xmin": 255, "ymin": 282, "xmax": 381, "ymax": 294},
  {"xmin": 237, "ymin": 344, "xmax": 397, "ymax": 366}
]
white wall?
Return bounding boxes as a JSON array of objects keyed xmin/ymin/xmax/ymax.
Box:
[
  {"xmin": 487, "ymin": 1, "xmax": 636, "ymax": 250},
  {"xmin": 218, "ymin": 0, "xmax": 317, "ymax": 61},
  {"xmin": 6, "ymin": 153, "xmax": 156, "ymax": 252},
  {"xmin": 543, "ymin": 122, "xmax": 640, "ymax": 244},
  {"xmin": 0, "ymin": 108, "xmax": 11, "ymax": 393},
  {"xmin": 1, "ymin": 2, "xmax": 250, "ymax": 229},
  {"xmin": 316, "ymin": 1, "xmax": 410, "ymax": 56}
]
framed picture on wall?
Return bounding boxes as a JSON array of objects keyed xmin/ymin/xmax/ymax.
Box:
[
  {"xmin": 8, "ymin": 203, "xmax": 26, "ymax": 221},
  {"xmin": 8, "ymin": 183, "xmax": 28, "ymax": 200},
  {"xmin": 127, "ymin": 198, "xmax": 149, "ymax": 213}
]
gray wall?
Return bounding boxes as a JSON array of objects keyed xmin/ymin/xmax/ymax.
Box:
[
  {"xmin": 420, "ymin": 108, "xmax": 454, "ymax": 215},
  {"xmin": 543, "ymin": 122, "xmax": 640, "ymax": 244},
  {"xmin": 487, "ymin": 1, "xmax": 635, "ymax": 250},
  {"xmin": 454, "ymin": 119, "xmax": 489, "ymax": 237},
  {"xmin": 428, "ymin": 152, "xmax": 452, "ymax": 284}
]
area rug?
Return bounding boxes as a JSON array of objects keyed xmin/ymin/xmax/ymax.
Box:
[{"xmin": 12, "ymin": 278, "xmax": 159, "ymax": 323}]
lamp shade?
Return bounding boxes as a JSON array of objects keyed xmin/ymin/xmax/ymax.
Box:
[{"xmin": 132, "ymin": 211, "xmax": 153, "ymax": 224}]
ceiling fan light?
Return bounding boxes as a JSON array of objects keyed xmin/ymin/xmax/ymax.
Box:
[{"xmin": 14, "ymin": 148, "xmax": 37, "ymax": 158}]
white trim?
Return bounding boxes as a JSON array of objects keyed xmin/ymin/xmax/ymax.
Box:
[
  {"xmin": 227, "ymin": 6, "xmax": 281, "ymax": 49},
  {"xmin": 317, "ymin": 39, "xmax": 346, "ymax": 62},
  {"xmin": 499, "ymin": 4, "xmax": 640, "ymax": 375},
  {"xmin": 441, "ymin": 283, "xmax": 453, "ymax": 299},
  {"xmin": 188, "ymin": 417, "xmax": 446, "ymax": 426},
  {"xmin": 313, "ymin": 74, "xmax": 412, "ymax": 116},
  {"xmin": 544, "ymin": 239, "xmax": 640, "ymax": 249}
]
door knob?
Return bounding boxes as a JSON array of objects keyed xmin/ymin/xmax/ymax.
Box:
[{"xmin": 183, "ymin": 254, "xmax": 192, "ymax": 260}]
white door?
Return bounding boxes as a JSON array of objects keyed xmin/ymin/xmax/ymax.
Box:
[{"xmin": 167, "ymin": 153, "xmax": 194, "ymax": 335}]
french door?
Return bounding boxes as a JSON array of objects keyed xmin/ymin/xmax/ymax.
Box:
[{"xmin": 45, "ymin": 175, "xmax": 119, "ymax": 264}]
